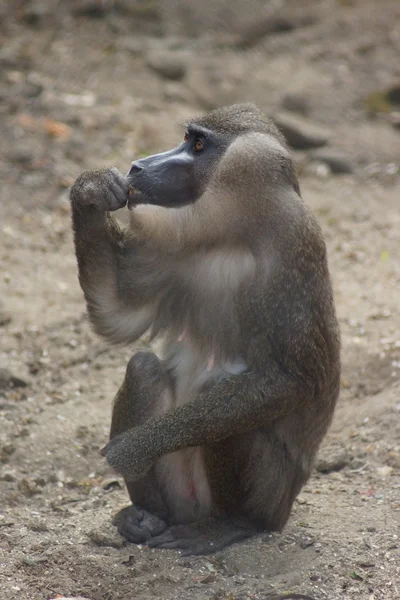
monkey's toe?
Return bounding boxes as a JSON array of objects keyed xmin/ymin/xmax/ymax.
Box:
[
  {"xmin": 113, "ymin": 505, "xmax": 167, "ymax": 544},
  {"xmin": 148, "ymin": 520, "xmax": 256, "ymax": 556},
  {"xmin": 147, "ymin": 525, "xmax": 218, "ymax": 556}
]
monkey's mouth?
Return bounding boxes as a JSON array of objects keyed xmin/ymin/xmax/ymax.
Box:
[{"xmin": 127, "ymin": 186, "xmax": 147, "ymax": 209}]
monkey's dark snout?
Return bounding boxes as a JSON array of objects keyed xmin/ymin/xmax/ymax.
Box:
[{"xmin": 127, "ymin": 162, "xmax": 144, "ymax": 177}]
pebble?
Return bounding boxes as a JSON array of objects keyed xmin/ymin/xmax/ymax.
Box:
[
  {"xmin": 87, "ymin": 527, "xmax": 125, "ymax": 549},
  {"xmin": 49, "ymin": 597, "xmax": 92, "ymax": 600},
  {"xmin": 308, "ymin": 149, "xmax": 354, "ymax": 174},
  {"xmin": 316, "ymin": 447, "xmax": 350, "ymax": 473},
  {"xmin": 0, "ymin": 368, "xmax": 28, "ymax": 390},
  {"xmin": 273, "ymin": 110, "xmax": 331, "ymax": 149},
  {"xmin": 146, "ymin": 50, "xmax": 189, "ymax": 81}
]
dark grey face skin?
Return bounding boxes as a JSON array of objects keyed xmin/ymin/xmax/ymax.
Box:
[{"xmin": 126, "ymin": 125, "xmax": 231, "ymax": 208}]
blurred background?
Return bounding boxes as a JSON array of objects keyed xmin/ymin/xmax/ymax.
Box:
[{"xmin": 1, "ymin": 2, "xmax": 399, "ymax": 599}]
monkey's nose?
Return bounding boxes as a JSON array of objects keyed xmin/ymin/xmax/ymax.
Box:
[{"xmin": 127, "ymin": 162, "xmax": 144, "ymax": 177}]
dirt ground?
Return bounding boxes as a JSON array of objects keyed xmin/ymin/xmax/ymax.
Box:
[{"xmin": 1, "ymin": 1, "xmax": 400, "ymax": 599}]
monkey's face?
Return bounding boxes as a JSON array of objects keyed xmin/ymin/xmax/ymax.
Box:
[{"xmin": 126, "ymin": 126, "xmax": 230, "ymax": 209}]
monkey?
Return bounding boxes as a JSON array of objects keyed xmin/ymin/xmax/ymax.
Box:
[{"xmin": 69, "ymin": 103, "xmax": 341, "ymax": 556}]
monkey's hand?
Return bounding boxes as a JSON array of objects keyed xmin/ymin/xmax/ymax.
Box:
[
  {"xmin": 101, "ymin": 428, "xmax": 154, "ymax": 482},
  {"xmin": 70, "ymin": 167, "xmax": 130, "ymax": 213}
]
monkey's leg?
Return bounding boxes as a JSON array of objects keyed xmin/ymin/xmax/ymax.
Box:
[
  {"xmin": 110, "ymin": 351, "xmax": 173, "ymax": 543},
  {"xmin": 146, "ymin": 435, "xmax": 258, "ymax": 555},
  {"xmin": 148, "ymin": 430, "xmax": 306, "ymax": 556}
]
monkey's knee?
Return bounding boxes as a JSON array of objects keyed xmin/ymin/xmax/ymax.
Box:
[{"xmin": 125, "ymin": 351, "xmax": 165, "ymax": 387}]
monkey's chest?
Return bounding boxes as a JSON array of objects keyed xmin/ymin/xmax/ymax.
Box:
[{"xmin": 165, "ymin": 338, "xmax": 248, "ymax": 406}]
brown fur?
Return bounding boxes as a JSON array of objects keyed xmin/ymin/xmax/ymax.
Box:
[{"xmin": 70, "ymin": 104, "xmax": 340, "ymax": 555}]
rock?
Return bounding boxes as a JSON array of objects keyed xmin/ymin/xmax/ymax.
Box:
[
  {"xmin": 388, "ymin": 111, "xmax": 400, "ymax": 129},
  {"xmin": 88, "ymin": 526, "xmax": 125, "ymax": 549},
  {"xmin": 281, "ymin": 93, "xmax": 310, "ymax": 116},
  {"xmin": 20, "ymin": 0, "xmax": 51, "ymax": 26},
  {"xmin": 72, "ymin": 0, "xmax": 113, "ymax": 18},
  {"xmin": 18, "ymin": 478, "xmax": 43, "ymax": 496},
  {"xmin": 316, "ymin": 447, "xmax": 350, "ymax": 473},
  {"xmin": 0, "ymin": 369, "xmax": 28, "ymax": 390},
  {"xmin": 118, "ymin": 36, "xmax": 147, "ymax": 56},
  {"xmin": 308, "ymin": 149, "xmax": 354, "ymax": 174},
  {"xmin": 234, "ymin": 16, "xmax": 296, "ymax": 48},
  {"xmin": 365, "ymin": 83, "xmax": 400, "ymax": 115},
  {"xmin": 386, "ymin": 84, "xmax": 400, "ymax": 105},
  {"xmin": 49, "ymin": 597, "xmax": 92, "ymax": 600},
  {"xmin": 0, "ymin": 306, "xmax": 11, "ymax": 326},
  {"xmin": 386, "ymin": 450, "xmax": 400, "ymax": 469},
  {"xmin": 273, "ymin": 111, "xmax": 331, "ymax": 149},
  {"xmin": 376, "ymin": 465, "xmax": 393, "ymax": 478},
  {"xmin": 357, "ymin": 556, "xmax": 375, "ymax": 568},
  {"xmin": 163, "ymin": 82, "xmax": 191, "ymax": 103},
  {"xmin": 0, "ymin": 444, "xmax": 16, "ymax": 464},
  {"xmin": 9, "ymin": 148, "xmax": 34, "ymax": 165},
  {"xmin": 102, "ymin": 479, "xmax": 122, "ymax": 492},
  {"xmin": 1, "ymin": 470, "xmax": 17, "ymax": 481},
  {"xmin": 146, "ymin": 51, "xmax": 188, "ymax": 81},
  {"xmin": 300, "ymin": 536, "xmax": 315, "ymax": 549},
  {"xmin": 28, "ymin": 519, "xmax": 49, "ymax": 532}
]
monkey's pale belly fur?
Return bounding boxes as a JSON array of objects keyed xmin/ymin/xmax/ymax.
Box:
[{"xmin": 156, "ymin": 337, "xmax": 248, "ymax": 523}]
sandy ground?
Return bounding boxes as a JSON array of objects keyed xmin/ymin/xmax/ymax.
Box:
[{"xmin": 1, "ymin": 1, "xmax": 400, "ymax": 599}]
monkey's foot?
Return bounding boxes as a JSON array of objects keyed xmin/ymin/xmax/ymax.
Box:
[
  {"xmin": 147, "ymin": 517, "xmax": 256, "ymax": 556},
  {"xmin": 113, "ymin": 505, "xmax": 167, "ymax": 544}
]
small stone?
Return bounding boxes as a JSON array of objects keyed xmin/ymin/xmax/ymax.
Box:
[
  {"xmin": 357, "ymin": 556, "xmax": 375, "ymax": 568},
  {"xmin": 273, "ymin": 110, "xmax": 331, "ymax": 149},
  {"xmin": 300, "ymin": 536, "xmax": 315, "ymax": 549},
  {"xmin": 308, "ymin": 149, "xmax": 354, "ymax": 174},
  {"xmin": 1, "ymin": 471, "xmax": 17, "ymax": 481},
  {"xmin": 147, "ymin": 50, "xmax": 188, "ymax": 81},
  {"xmin": 0, "ymin": 369, "xmax": 28, "ymax": 390},
  {"xmin": 88, "ymin": 527, "xmax": 125, "ymax": 549},
  {"xmin": 234, "ymin": 16, "xmax": 296, "ymax": 48},
  {"xmin": 118, "ymin": 37, "xmax": 147, "ymax": 56},
  {"xmin": 376, "ymin": 465, "xmax": 393, "ymax": 478},
  {"xmin": 49, "ymin": 597, "xmax": 92, "ymax": 600},
  {"xmin": 9, "ymin": 149, "xmax": 34, "ymax": 165},
  {"xmin": 102, "ymin": 479, "xmax": 122, "ymax": 492},
  {"xmin": 386, "ymin": 450, "xmax": 400, "ymax": 469},
  {"xmin": 18, "ymin": 478, "xmax": 42, "ymax": 496},
  {"xmin": 200, "ymin": 574, "xmax": 217, "ymax": 584},
  {"xmin": 72, "ymin": 0, "xmax": 112, "ymax": 18},
  {"xmin": 28, "ymin": 519, "xmax": 49, "ymax": 533},
  {"xmin": 281, "ymin": 93, "xmax": 310, "ymax": 115},
  {"xmin": 0, "ymin": 306, "xmax": 11, "ymax": 326},
  {"xmin": 21, "ymin": 0, "xmax": 50, "ymax": 26},
  {"xmin": 0, "ymin": 444, "xmax": 16, "ymax": 463},
  {"xmin": 316, "ymin": 447, "xmax": 349, "ymax": 473},
  {"xmin": 389, "ymin": 111, "xmax": 400, "ymax": 129},
  {"xmin": 22, "ymin": 556, "xmax": 47, "ymax": 567}
]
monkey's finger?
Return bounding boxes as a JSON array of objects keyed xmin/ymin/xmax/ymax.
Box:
[
  {"xmin": 110, "ymin": 167, "xmax": 132, "ymax": 196},
  {"xmin": 106, "ymin": 187, "xmax": 128, "ymax": 212},
  {"xmin": 147, "ymin": 530, "xmax": 175, "ymax": 547}
]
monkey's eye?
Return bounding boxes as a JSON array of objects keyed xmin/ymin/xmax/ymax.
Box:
[
  {"xmin": 194, "ymin": 138, "xmax": 204, "ymax": 152},
  {"xmin": 183, "ymin": 132, "xmax": 189, "ymax": 142}
]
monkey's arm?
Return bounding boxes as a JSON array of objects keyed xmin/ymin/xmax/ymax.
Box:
[
  {"xmin": 70, "ymin": 168, "xmax": 167, "ymax": 344},
  {"xmin": 103, "ymin": 364, "xmax": 310, "ymax": 480}
]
